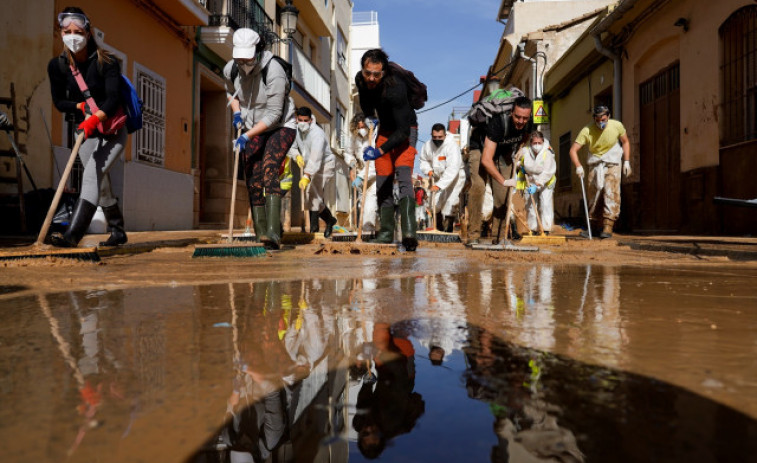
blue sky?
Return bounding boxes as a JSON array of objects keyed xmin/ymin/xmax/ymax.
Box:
[{"xmin": 352, "ymin": 0, "xmax": 505, "ymax": 146}]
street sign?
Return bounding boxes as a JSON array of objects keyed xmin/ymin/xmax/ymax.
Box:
[{"xmin": 533, "ymin": 100, "xmax": 549, "ymax": 124}]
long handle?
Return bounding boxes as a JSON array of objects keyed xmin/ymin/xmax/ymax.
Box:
[
  {"xmin": 431, "ymin": 176, "xmax": 437, "ymax": 230},
  {"xmin": 502, "ymin": 161, "xmax": 517, "ymax": 240},
  {"xmin": 301, "ymin": 175, "xmax": 310, "ymax": 232},
  {"xmin": 579, "ymin": 176, "xmax": 592, "ymax": 240},
  {"xmin": 528, "ymin": 190, "xmax": 545, "ymax": 235},
  {"xmin": 36, "ymin": 131, "xmax": 85, "ymax": 246},
  {"xmin": 5, "ymin": 132, "xmax": 38, "ymax": 192},
  {"xmin": 356, "ymin": 125, "xmax": 376, "ymax": 243},
  {"xmin": 227, "ymin": 129, "xmax": 242, "ymax": 244}
]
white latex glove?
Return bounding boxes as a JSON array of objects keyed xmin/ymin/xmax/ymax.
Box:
[
  {"xmin": 575, "ymin": 165, "xmax": 585, "ymax": 178},
  {"xmin": 623, "ymin": 160, "xmax": 632, "ymax": 177}
]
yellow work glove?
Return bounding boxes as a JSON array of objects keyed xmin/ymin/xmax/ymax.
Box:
[
  {"xmin": 299, "ymin": 176, "xmax": 311, "ymax": 189},
  {"xmin": 296, "ymin": 155, "xmax": 305, "ymax": 170}
]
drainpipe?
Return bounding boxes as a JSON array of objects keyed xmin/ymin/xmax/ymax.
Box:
[
  {"xmin": 518, "ymin": 42, "xmax": 538, "ymax": 99},
  {"xmin": 593, "ymin": 36, "xmax": 622, "ymax": 121}
]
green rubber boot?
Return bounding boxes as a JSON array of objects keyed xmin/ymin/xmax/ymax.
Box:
[
  {"xmin": 262, "ymin": 194, "xmax": 281, "ymax": 249},
  {"xmin": 399, "ymin": 197, "xmax": 418, "ymax": 251},
  {"xmin": 252, "ymin": 206, "xmax": 268, "ymax": 242},
  {"xmin": 370, "ymin": 206, "xmax": 395, "ymax": 244}
]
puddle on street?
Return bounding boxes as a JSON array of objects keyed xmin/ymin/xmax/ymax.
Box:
[{"xmin": 1, "ymin": 266, "xmax": 756, "ymax": 462}]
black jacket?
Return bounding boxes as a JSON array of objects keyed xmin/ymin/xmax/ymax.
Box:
[
  {"xmin": 355, "ymin": 71, "xmax": 417, "ymax": 154},
  {"xmin": 48, "ymin": 47, "xmax": 121, "ymax": 122}
]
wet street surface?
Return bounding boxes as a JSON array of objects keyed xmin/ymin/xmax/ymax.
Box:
[{"xmin": 1, "ymin": 250, "xmax": 757, "ymax": 462}]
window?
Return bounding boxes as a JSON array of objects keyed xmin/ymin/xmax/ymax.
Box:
[
  {"xmin": 335, "ymin": 105, "xmax": 346, "ymax": 148},
  {"xmin": 558, "ymin": 131, "xmax": 572, "ymax": 189},
  {"xmin": 720, "ymin": 6, "xmax": 757, "ymax": 146},
  {"xmin": 336, "ymin": 27, "xmax": 347, "ymax": 72},
  {"xmin": 134, "ymin": 64, "xmax": 166, "ymax": 166}
]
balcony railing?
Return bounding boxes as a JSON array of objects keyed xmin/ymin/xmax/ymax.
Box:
[
  {"xmin": 203, "ymin": 0, "xmax": 273, "ymax": 36},
  {"xmin": 289, "ymin": 45, "xmax": 331, "ymax": 113}
]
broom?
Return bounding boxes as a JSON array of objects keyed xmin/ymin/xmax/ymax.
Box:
[
  {"xmin": 336, "ymin": 122, "xmax": 378, "ymax": 243},
  {"xmin": 0, "ymin": 132, "xmax": 100, "ymax": 261},
  {"xmin": 417, "ymin": 175, "xmax": 461, "ymax": 243},
  {"xmin": 193, "ymin": 129, "xmax": 265, "ymax": 258},
  {"xmin": 520, "ymin": 182, "xmax": 565, "ymax": 245}
]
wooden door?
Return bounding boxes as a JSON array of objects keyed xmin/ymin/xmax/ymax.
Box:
[{"xmin": 638, "ymin": 63, "xmax": 681, "ymax": 232}]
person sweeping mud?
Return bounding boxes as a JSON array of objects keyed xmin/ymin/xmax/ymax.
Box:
[
  {"xmin": 226, "ymin": 28, "xmax": 296, "ymax": 249},
  {"xmin": 47, "ymin": 7, "xmax": 129, "ymax": 248},
  {"xmin": 569, "ymin": 105, "xmax": 631, "ymax": 239},
  {"xmin": 479, "ymin": 96, "xmax": 534, "ymax": 244},
  {"xmin": 419, "ymin": 123, "xmax": 465, "ymax": 233},
  {"xmin": 291, "ymin": 106, "xmax": 337, "ymax": 238},
  {"xmin": 355, "ymin": 49, "xmax": 418, "ymax": 251},
  {"xmin": 345, "ymin": 113, "xmax": 378, "ymax": 233}
]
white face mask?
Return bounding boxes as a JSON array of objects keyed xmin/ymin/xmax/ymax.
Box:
[
  {"xmin": 62, "ymin": 34, "xmax": 87, "ymax": 54},
  {"xmin": 531, "ymin": 143, "xmax": 543, "ymax": 154},
  {"xmin": 358, "ymin": 128, "xmax": 368, "ymax": 138},
  {"xmin": 596, "ymin": 121, "xmax": 607, "ymax": 130},
  {"xmin": 297, "ymin": 121, "xmax": 310, "ymax": 133}
]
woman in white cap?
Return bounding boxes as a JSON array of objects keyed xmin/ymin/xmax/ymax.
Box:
[
  {"xmin": 226, "ymin": 28, "xmax": 296, "ymax": 249},
  {"xmin": 47, "ymin": 6, "xmax": 129, "ymax": 248}
]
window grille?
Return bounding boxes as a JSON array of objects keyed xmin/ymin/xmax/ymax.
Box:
[
  {"xmin": 720, "ymin": 6, "xmax": 757, "ymax": 145},
  {"xmin": 336, "ymin": 28, "xmax": 347, "ymax": 72},
  {"xmin": 135, "ymin": 66, "xmax": 166, "ymax": 166},
  {"xmin": 558, "ymin": 131, "xmax": 572, "ymax": 188}
]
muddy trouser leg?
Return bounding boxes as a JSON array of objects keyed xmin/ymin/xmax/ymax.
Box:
[
  {"xmin": 243, "ymin": 133, "xmax": 270, "ymax": 208},
  {"xmin": 467, "ymin": 149, "xmax": 486, "ymax": 241},
  {"xmin": 363, "ymin": 181, "xmax": 377, "ymax": 232},
  {"xmin": 489, "ymin": 157, "xmax": 509, "ymax": 242},
  {"xmin": 602, "ymin": 164, "xmax": 621, "ymax": 230}
]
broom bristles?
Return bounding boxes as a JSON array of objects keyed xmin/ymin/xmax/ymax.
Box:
[
  {"xmin": 0, "ymin": 247, "xmax": 100, "ymax": 262},
  {"xmin": 192, "ymin": 243, "xmax": 267, "ymax": 258}
]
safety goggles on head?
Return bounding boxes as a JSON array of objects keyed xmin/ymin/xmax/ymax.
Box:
[{"xmin": 58, "ymin": 12, "xmax": 89, "ymax": 30}]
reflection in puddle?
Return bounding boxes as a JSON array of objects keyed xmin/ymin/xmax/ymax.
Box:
[{"xmin": 0, "ymin": 267, "xmax": 756, "ymax": 462}]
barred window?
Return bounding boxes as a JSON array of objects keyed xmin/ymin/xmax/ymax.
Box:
[
  {"xmin": 558, "ymin": 131, "xmax": 572, "ymax": 189},
  {"xmin": 335, "ymin": 104, "xmax": 346, "ymax": 148},
  {"xmin": 134, "ymin": 64, "xmax": 166, "ymax": 166},
  {"xmin": 720, "ymin": 6, "xmax": 757, "ymax": 146},
  {"xmin": 336, "ymin": 27, "xmax": 347, "ymax": 72}
]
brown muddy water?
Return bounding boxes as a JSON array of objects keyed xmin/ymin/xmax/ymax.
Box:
[{"xmin": 1, "ymin": 264, "xmax": 756, "ymax": 462}]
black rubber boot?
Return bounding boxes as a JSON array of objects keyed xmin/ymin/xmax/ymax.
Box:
[
  {"xmin": 50, "ymin": 199, "xmax": 97, "ymax": 248},
  {"xmin": 319, "ymin": 207, "xmax": 337, "ymax": 238},
  {"xmin": 262, "ymin": 194, "xmax": 282, "ymax": 249},
  {"xmin": 98, "ymin": 204, "xmax": 128, "ymax": 246},
  {"xmin": 309, "ymin": 210, "xmax": 320, "ymax": 233},
  {"xmin": 399, "ymin": 197, "xmax": 418, "ymax": 251},
  {"xmin": 442, "ymin": 216, "xmax": 455, "ymax": 233},
  {"xmin": 252, "ymin": 206, "xmax": 268, "ymax": 242},
  {"xmin": 370, "ymin": 206, "xmax": 395, "ymax": 244}
]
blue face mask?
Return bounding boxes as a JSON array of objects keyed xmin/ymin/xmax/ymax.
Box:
[{"xmin": 596, "ymin": 121, "xmax": 607, "ymax": 130}]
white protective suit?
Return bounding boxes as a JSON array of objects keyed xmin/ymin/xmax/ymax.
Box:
[
  {"xmin": 290, "ymin": 116, "xmax": 335, "ymax": 212},
  {"xmin": 518, "ymin": 139, "xmax": 557, "ymax": 232},
  {"xmin": 419, "ymin": 135, "xmax": 466, "ymax": 217},
  {"xmin": 344, "ymin": 132, "xmax": 377, "ymax": 232}
]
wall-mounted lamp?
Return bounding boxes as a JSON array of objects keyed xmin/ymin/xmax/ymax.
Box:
[
  {"xmin": 674, "ymin": 17, "xmax": 689, "ymax": 32},
  {"xmin": 267, "ymin": 0, "xmax": 300, "ymax": 44}
]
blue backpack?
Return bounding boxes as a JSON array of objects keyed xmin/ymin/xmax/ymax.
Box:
[
  {"xmin": 118, "ymin": 74, "xmax": 143, "ymax": 133},
  {"xmin": 58, "ymin": 55, "xmax": 143, "ymax": 133}
]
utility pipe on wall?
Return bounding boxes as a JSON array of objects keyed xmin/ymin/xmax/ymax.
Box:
[
  {"xmin": 518, "ymin": 42, "xmax": 538, "ymax": 99},
  {"xmin": 593, "ymin": 35, "xmax": 622, "ymax": 122}
]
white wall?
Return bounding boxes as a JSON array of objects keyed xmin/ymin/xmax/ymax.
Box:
[{"xmin": 122, "ymin": 162, "xmax": 194, "ymax": 231}]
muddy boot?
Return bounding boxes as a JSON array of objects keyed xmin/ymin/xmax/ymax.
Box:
[
  {"xmin": 442, "ymin": 216, "xmax": 455, "ymax": 233},
  {"xmin": 262, "ymin": 194, "xmax": 282, "ymax": 249},
  {"xmin": 336, "ymin": 211, "xmax": 349, "ymax": 228},
  {"xmin": 399, "ymin": 197, "xmax": 418, "ymax": 251},
  {"xmin": 252, "ymin": 206, "xmax": 268, "ymax": 242},
  {"xmin": 99, "ymin": 203, "xmax": 128, "ymax": 246},
  {"xmin": 319, "ymin": 207, "xmax": 337, "ymax": 238},
  {"xmin": 309, "ymin": 211, "xmax": 320, "ymax": 233},
  {"xmin": 600, "ymin": 219, "xmax": 614, "ymax": 239},
  {"xmin": 50, "ymin": 199, "xmax": 97, "ymax": 248},
  {"xmin": 370, "ymin": 206, "xmax": 395, "ymax": 244}
]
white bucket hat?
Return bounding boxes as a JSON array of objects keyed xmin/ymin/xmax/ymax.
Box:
[{"xmin": 233, "ymin": 28, "xmax": 260, "ymax": 60}]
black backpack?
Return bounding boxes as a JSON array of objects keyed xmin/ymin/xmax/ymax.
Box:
[
  {"xmin": 230, "ymin": 55, "xmax": 293, "ymax": 96},
  {"xmin": 388, "ymin": 62, "xmax": 428, "ymax": 110}
]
